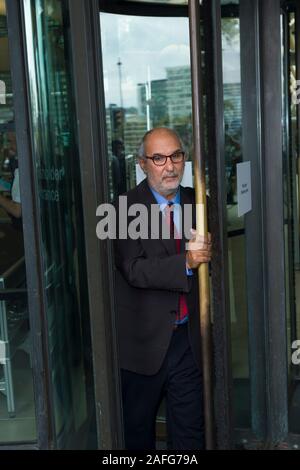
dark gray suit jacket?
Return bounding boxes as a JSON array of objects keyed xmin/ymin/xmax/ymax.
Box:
[{"xmin": 114, "ymin": 179, "xmax": 201, "ymax": 376}]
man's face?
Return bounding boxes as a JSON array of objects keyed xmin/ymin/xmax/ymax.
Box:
[{"xmin": 139, "ymin": 130, "xmax": 185, "ymax": 199}]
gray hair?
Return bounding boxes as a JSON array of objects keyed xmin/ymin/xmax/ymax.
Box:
[{"xmin": 137, "ymin": 128, "xmax": 186, "ymax": 159}]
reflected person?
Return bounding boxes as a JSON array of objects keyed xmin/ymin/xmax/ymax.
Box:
[{"xmin": 111, "ymin": 139, "xmax": 127, "ymax": 196}]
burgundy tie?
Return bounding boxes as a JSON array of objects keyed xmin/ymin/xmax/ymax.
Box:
[{"xmin": 166, "ymin": 203, "xmax": 188, "ymax": 323}]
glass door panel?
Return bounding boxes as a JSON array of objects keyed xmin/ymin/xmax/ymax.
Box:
[
  {"xmin": 282, "ymin": 2, "xmax": 300, "ymax": 436},
  {"xmin": 0, "ymin": 0, "xmax": 36, "ymax": 444},
  {"xmin": 22, "ymin": 0, "xmax": 97, "ymax": 449},
  {"xmin": 221, "ymin": 2, "xmax": 250, "ymax": 430},
  {"xmin": 100, "ymin": 4, "xmax": 193, "ymax": 447},
  {"xmin": 100, "ymin": 0, "xmax": 251, "ymax": 445}
]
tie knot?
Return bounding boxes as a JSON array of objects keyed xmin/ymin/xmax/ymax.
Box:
[{"xmin": 165, "ymin": 203, "xmax": 174, "ymax": 217}]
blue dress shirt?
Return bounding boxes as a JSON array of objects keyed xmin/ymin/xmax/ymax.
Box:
[{"xmin": 149, "ymin": 186, "xmax": 193, "ymax": 277}]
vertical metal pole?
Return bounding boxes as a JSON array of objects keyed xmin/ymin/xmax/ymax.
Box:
[
  {"xmin": 189, "ymin": 0, "xmax": 214, "ymax": 450},
  {"xmin": 259, "ymin": 0, "xmax": 288, "ymax": 443},
  {"xmin": 206, "ymin": 0, "xmax": 234, "ymax": 449},
  {"xmin": 117, "ymin": 58, "xmax": 124, "ymax": 110}
]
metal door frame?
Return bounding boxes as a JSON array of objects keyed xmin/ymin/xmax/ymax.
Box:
[
  {"xmin": 68, "ymin": 0, "xmax": 124, "ymax": 450},
  {"xmin": 3, "ymin": 0, "xmax": 55, "ymax": 450},
  {"xmin": 209, "ymin": 0, "xmax": 290, "ymax": 448}
]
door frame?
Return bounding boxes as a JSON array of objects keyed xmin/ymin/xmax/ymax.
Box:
[
  {"xmin": 4, "ymin": 0, "xmax": 55, "ymax": 450},
  {"xmin": 68, "ymin": 0, "xmax": 124, "ymax": 450}
]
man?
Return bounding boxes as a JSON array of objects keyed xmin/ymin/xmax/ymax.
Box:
[{"xmin": 114, "ymin": 127, "xmax": 212, "ymax": 450}]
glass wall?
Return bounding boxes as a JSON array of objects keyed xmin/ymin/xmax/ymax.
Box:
[
  {"xmin": 22, "ymin": 0, "xmax": 97, "ymax": 449},
  {"xmin": 0, "ymin": 0, "xmax": 36, "ymax": 444},
  {"xmin": 221, "ymin": 2, "xmax": 250, "ymax": 429},
  {"xmin": 100, "ymin": 10, "xmax": 193, "ymax": 202}
]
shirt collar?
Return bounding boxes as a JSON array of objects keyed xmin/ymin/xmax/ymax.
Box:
[{"xmin": 149, "ymin": 186, "xmax": 180, "ymax": 207}]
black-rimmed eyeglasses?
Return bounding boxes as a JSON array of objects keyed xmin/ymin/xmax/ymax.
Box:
[{"xmin": 144, "ymin": 150, "xmax": 186, "ymax": 167}]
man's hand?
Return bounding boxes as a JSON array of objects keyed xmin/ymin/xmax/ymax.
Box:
[{"xmin": 186, "ymin": 230, "xmax": 212, "ymax": 270}]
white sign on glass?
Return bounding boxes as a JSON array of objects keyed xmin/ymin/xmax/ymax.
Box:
[
  {"xmin": 237, "ymin": 161, "xmax": 252, "ymax": 217},
  {"xmin": 0, "ymin": 341, "xmax": 6, "ymax": 365}
]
